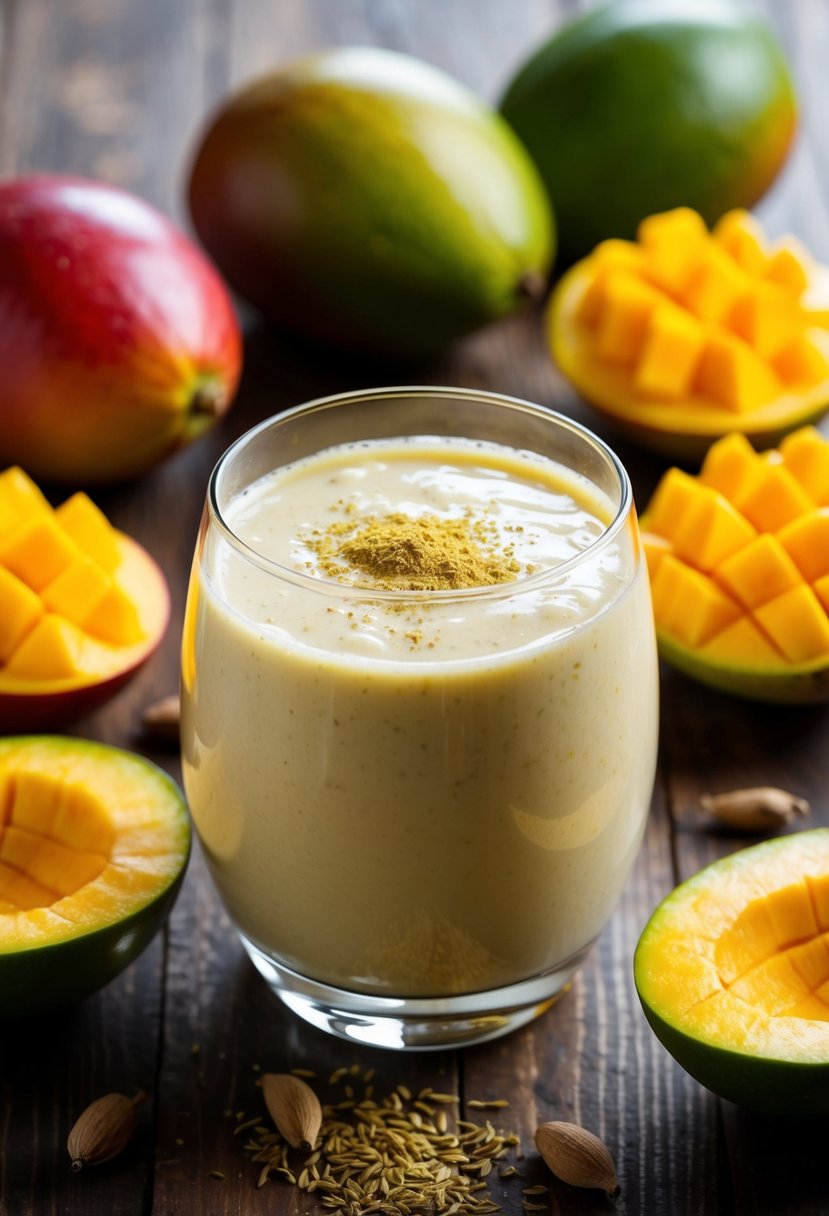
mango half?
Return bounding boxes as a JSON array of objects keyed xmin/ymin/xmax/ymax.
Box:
[
  {"xmin": 0, "ymin": 736, "xmax": 190, "ymax": 1016},
  {"xmin": 0, "ymin": 467, "xmax": 169, "ymax": 730},
  {"xmin": 548, "ymin": 208, "xmax": 829, "ymax": 460},
  {"xmin": 635, "ymin": 830, "xmax": 829, "ymax": 1116},
  {"xmin": 641, "ymin": 427, "xmax": 829, "ymax": 703}
]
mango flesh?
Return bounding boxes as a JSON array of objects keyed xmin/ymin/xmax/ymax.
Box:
[
  {"xmin": 634, "ymin": 831, "xmax": 829, "ymax": 1114},
  {"xmin": 0, "ymin": 736, "xmax": 190, "ymax": 1016},
  {"xmin": 188, "ymin": 47, "xmax": 555, "ymax": 355},
  {"xmin": 0, "ymin": 466, "xmax": 169, "ymax": 728},
  {"xmin": 548, "ymin": 208, "xmax": 829, "ymax": 459},
  {"xmin": 500, "ymin": 0, "xmax": 797, "ymax": 264},
  {"xmin": 641, "ymin": 427, "xmax": 829, "ymax": 702}
]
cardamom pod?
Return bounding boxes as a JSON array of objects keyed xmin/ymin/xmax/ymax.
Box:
[
  {"xmin": 699, "ymin": 787, "xmax": 810, "ymax": 833},
  {"xmin": 141, "ymin": 694, "xmax": 181, "ymax": 744},
  {"xmin": 259, "ymin": 1073, "xmax": 322, "ymax": 1151},
  {"xmin": 535, "ymin": 1120, "xmax": 620, "ymax": 1199},
  {"xmin": 67, "ymin": 1090, "xmax": 147, "ymax": 1171}
]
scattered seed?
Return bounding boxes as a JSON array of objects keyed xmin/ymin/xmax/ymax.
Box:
[{"xmin": 240, "ymin": 1071, "xmax": 520, "ymax": 1214}]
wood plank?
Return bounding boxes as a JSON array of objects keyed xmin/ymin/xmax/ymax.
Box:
[{"xmin": 1, "ymin": 0, "xmax": 828, "ymax": 1213}]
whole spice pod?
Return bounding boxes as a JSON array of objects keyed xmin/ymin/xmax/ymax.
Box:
[
  {"xmin": 141, "ymin": 693, "xmax": 181, "ymax": 745},
  {"xmin": 259, "ymin": 1073, "xmax": 322, "ymax": 1151},
  {"xmin": 67, "ymin": 1090, "xmax": 148, "ymax": 1171},
  {"xmin": 698, "ymin": 787, "xmax": 810, "ymax": 833},
  {"xmin": 535, "ymin": 1120, "xmax": 620, "ymax": 1199}
]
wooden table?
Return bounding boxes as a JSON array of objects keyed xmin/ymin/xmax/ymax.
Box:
[{"xmin": 2, "ymin": 1, "xmax": 829, "ymax": 1212}]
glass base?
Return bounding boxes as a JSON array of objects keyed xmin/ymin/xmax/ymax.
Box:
[{"xmin": 241, "ymin": 935, "xmax": 592, "ymax": 1050}]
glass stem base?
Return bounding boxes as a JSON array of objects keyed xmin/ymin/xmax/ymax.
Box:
[{"xmin": 240, "ymin": 935, "xmax": 593, "ymax": 1050}]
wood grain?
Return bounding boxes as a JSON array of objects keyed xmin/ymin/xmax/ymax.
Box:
[{"xmin": 0, "ymin": 2, "xmax": 827, "ymax": 1214}]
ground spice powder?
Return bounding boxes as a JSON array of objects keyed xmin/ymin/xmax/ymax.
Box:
[{"xmin": 308, "ymin": 511, "xmax": 520, "ymax": 591}]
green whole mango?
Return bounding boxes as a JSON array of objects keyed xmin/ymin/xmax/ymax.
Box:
[
  {"xmin": 500, "ymin": 0, "xmax": 798, "ymax": 266},
  {"xmin": 187, "ymin": 47, "xmax": 555, "ymax": 356}
]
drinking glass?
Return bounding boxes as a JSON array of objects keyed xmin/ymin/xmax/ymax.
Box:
[{"xmin": 180, "ymin": 387, "xmax": 658, "ymax": 1049}]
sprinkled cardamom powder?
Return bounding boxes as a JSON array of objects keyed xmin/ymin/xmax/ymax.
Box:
[{"xmin": 305, "ymin": 511, "xmax": 521, "ymax": 592}]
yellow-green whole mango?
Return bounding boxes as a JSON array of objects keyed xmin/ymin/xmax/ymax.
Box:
[
  {"xmin": 500, "ymin": 0, "xmax": 797, "ymax": 266},
  {"xmin": 187, "ymin": 47, "xmax": 555, "ymax": 355}
]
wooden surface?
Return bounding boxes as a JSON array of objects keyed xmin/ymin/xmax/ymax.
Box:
[{"xmin": 1, "ymin": 1, "xmax": 829, "ymax": 1213}]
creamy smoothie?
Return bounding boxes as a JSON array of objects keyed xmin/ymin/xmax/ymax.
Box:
[{"xmin": 181, "ymin": 434, "xmax": 658, "ymax": 998}]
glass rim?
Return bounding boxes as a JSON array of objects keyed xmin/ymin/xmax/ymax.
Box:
[{"xmin": 206, "ymin": 385, "xmax": 635, "ymax": 603}]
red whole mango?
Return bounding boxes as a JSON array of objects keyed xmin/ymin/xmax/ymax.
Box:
[{"xmin": 0, "ymin": 176, "xmax": 242, "ymax": 485}]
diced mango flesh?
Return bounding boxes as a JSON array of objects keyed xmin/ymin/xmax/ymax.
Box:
[
  {"xmin": 713, "ymin": 881, "xmax": 829, "ymax": 1020},
  {"xmin": 643, "ymin": 427, "xmax": 829, "ymax": 670},
  {"xmin": 573, "ymin": 206, "xmax": 829, "ymax": 411},
  {"xmin": 0, "ymin": 738, "xmax": 189, "ymax": 961},
  {"xmin": 0, "ymin": 468, "xmax": 149, "ymax": 688},
  {"xmin": 647, "ymin": 843, "xmax": 829, "ymax": 1038},
  {"xmin": 0, "ymin": 749, "xmax": 183, "ymax": 914},
  {"xmin": 0, "ymin": 766, "xmax": 114, "ymax": 909}
]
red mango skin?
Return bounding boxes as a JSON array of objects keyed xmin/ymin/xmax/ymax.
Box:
[{"xmin": 0, "ymin": 176, "xmax": 242, "ymax": 485}]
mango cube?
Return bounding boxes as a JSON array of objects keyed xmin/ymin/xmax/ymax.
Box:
[
  {"xmin": 715, "ymin": 534, "xmax": 803, "ymax": 609},
  {"xmin": 774, "ymin": 333, "xmax": 829, "ymax": 388},
  {"xmin": 713, "ymin": 210, "xmax": 768, "ymax": 277},
  {"xmin": 54, "ymin": 493, "xmax": 120, "ymax": 573},
  {"xmin": 642, "ymin": 468, "xmax": 699, "ymax": 540},
  {"xmin": 595, "ymin": 273, "xmax": 661, "ymax": 364},
  {"xmin": 765, "ymin": 238, "xmax": 812, "ymax": 296},
  {"xmin": 698, "ymin": 616, "xmax": 785, "ymax": 666},
  {"xmin": 576, "ymin": 240, "xmax": 643, "ymax": 327},
  {"xmin": 651, "ymin": 555, "xmax": 741, "ymax": 647},
  {"xmin": 0, "ymin": 517, "xmax": 80, "ymax": 592},
  {"xmin": 699, "ymin": 432, "xmax": 761, "ymax": 500},
  {"xmin": 0, "ymin": 467, "xmax": 50, "ymax": 538},
  {"xmin": 0, "ymin": 568, "xmax": 44, "ymax": 662},
  {"xmin": 777, "ymin": 509, "xmax": 829, "ymax": 582},
  {"xmin": 734, "ymin": 462, "xmax": 815, "ymax": 532},
  {"xmin": 4, "ymin": 616, "xmax": 88, "ymax": 679},
  {"xmin": 41, "ymin": 557, "xmax": 112, "ymax": 626},
  {"xmin": 780, "ymin": 427, "xmax": 829, "ymax": 504},
  {"xmin": 694, "ymin": 332, "xmax": 780, "ymax": 413},
  {"xmin": 681, "ymin": 244, "xmax": 751, "ymax": 324},
  {"xmin": 632, "ymin": 303, "xmax": 707, "ymax": 399},
  {"xmin": 639, "ymin": 208, "xmax": 708, "ymax": 293},
  {"xmin": 729, "ymin": 283, "xmax": 803, "ymax": 360},
  {"xmin": 671, "ymin": 488, "xmax": 756, "ymax": 572},
  {"xmin": 753, "ymin": 584, "xmax": 829, "ymax": 663}
]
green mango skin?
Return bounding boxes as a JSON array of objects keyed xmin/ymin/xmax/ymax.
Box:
[
  {"xmin": 634, "ymin": 831, "xmax": 829, "ymax": 1117},
  {"xmin": 500, "ymin": 0, "xmax": 797, "ymax": 266},
  {"xmin": 188, "ymin": 47, "xmax": 555, "ymax": 355},
  {"xmin": 656, "ymin": 630, "xmax": 829, "ymax": 706},
  {"xmin": 0, "ymin": 873, "xmax": 187, "ymax": 1018},
  {"xmin": 0, "ymin": 737, "xmax": 191, "ymax": 1019}
]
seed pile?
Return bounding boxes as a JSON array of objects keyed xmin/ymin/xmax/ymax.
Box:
[{"xmin": 235, "ymin": 1066, "xmax": 542, "ymax": 1214}]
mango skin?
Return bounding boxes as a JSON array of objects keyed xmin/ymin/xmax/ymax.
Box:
[
  {"xmin": 655, "ymin": 628, "xmax": 829, "ymax": 706},
  {"xmin": 0, "ymin": 176, "xmax": 242, "ymax": 485},
  {"xmin": 635, "ymin": 831, "xmax": 829, "ymax": 1116},
  {"xmin": 188, "ymin": 47, "xmax": 555, "ymax": 355},
  {"xmin": 500, "ymin": 0, "xmax": 797, "ymax": 265}
]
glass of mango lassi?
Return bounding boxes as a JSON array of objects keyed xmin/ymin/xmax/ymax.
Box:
[{"xmin": 181, "ymin": 387, "xmax": 658, "ymax": 1049}]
